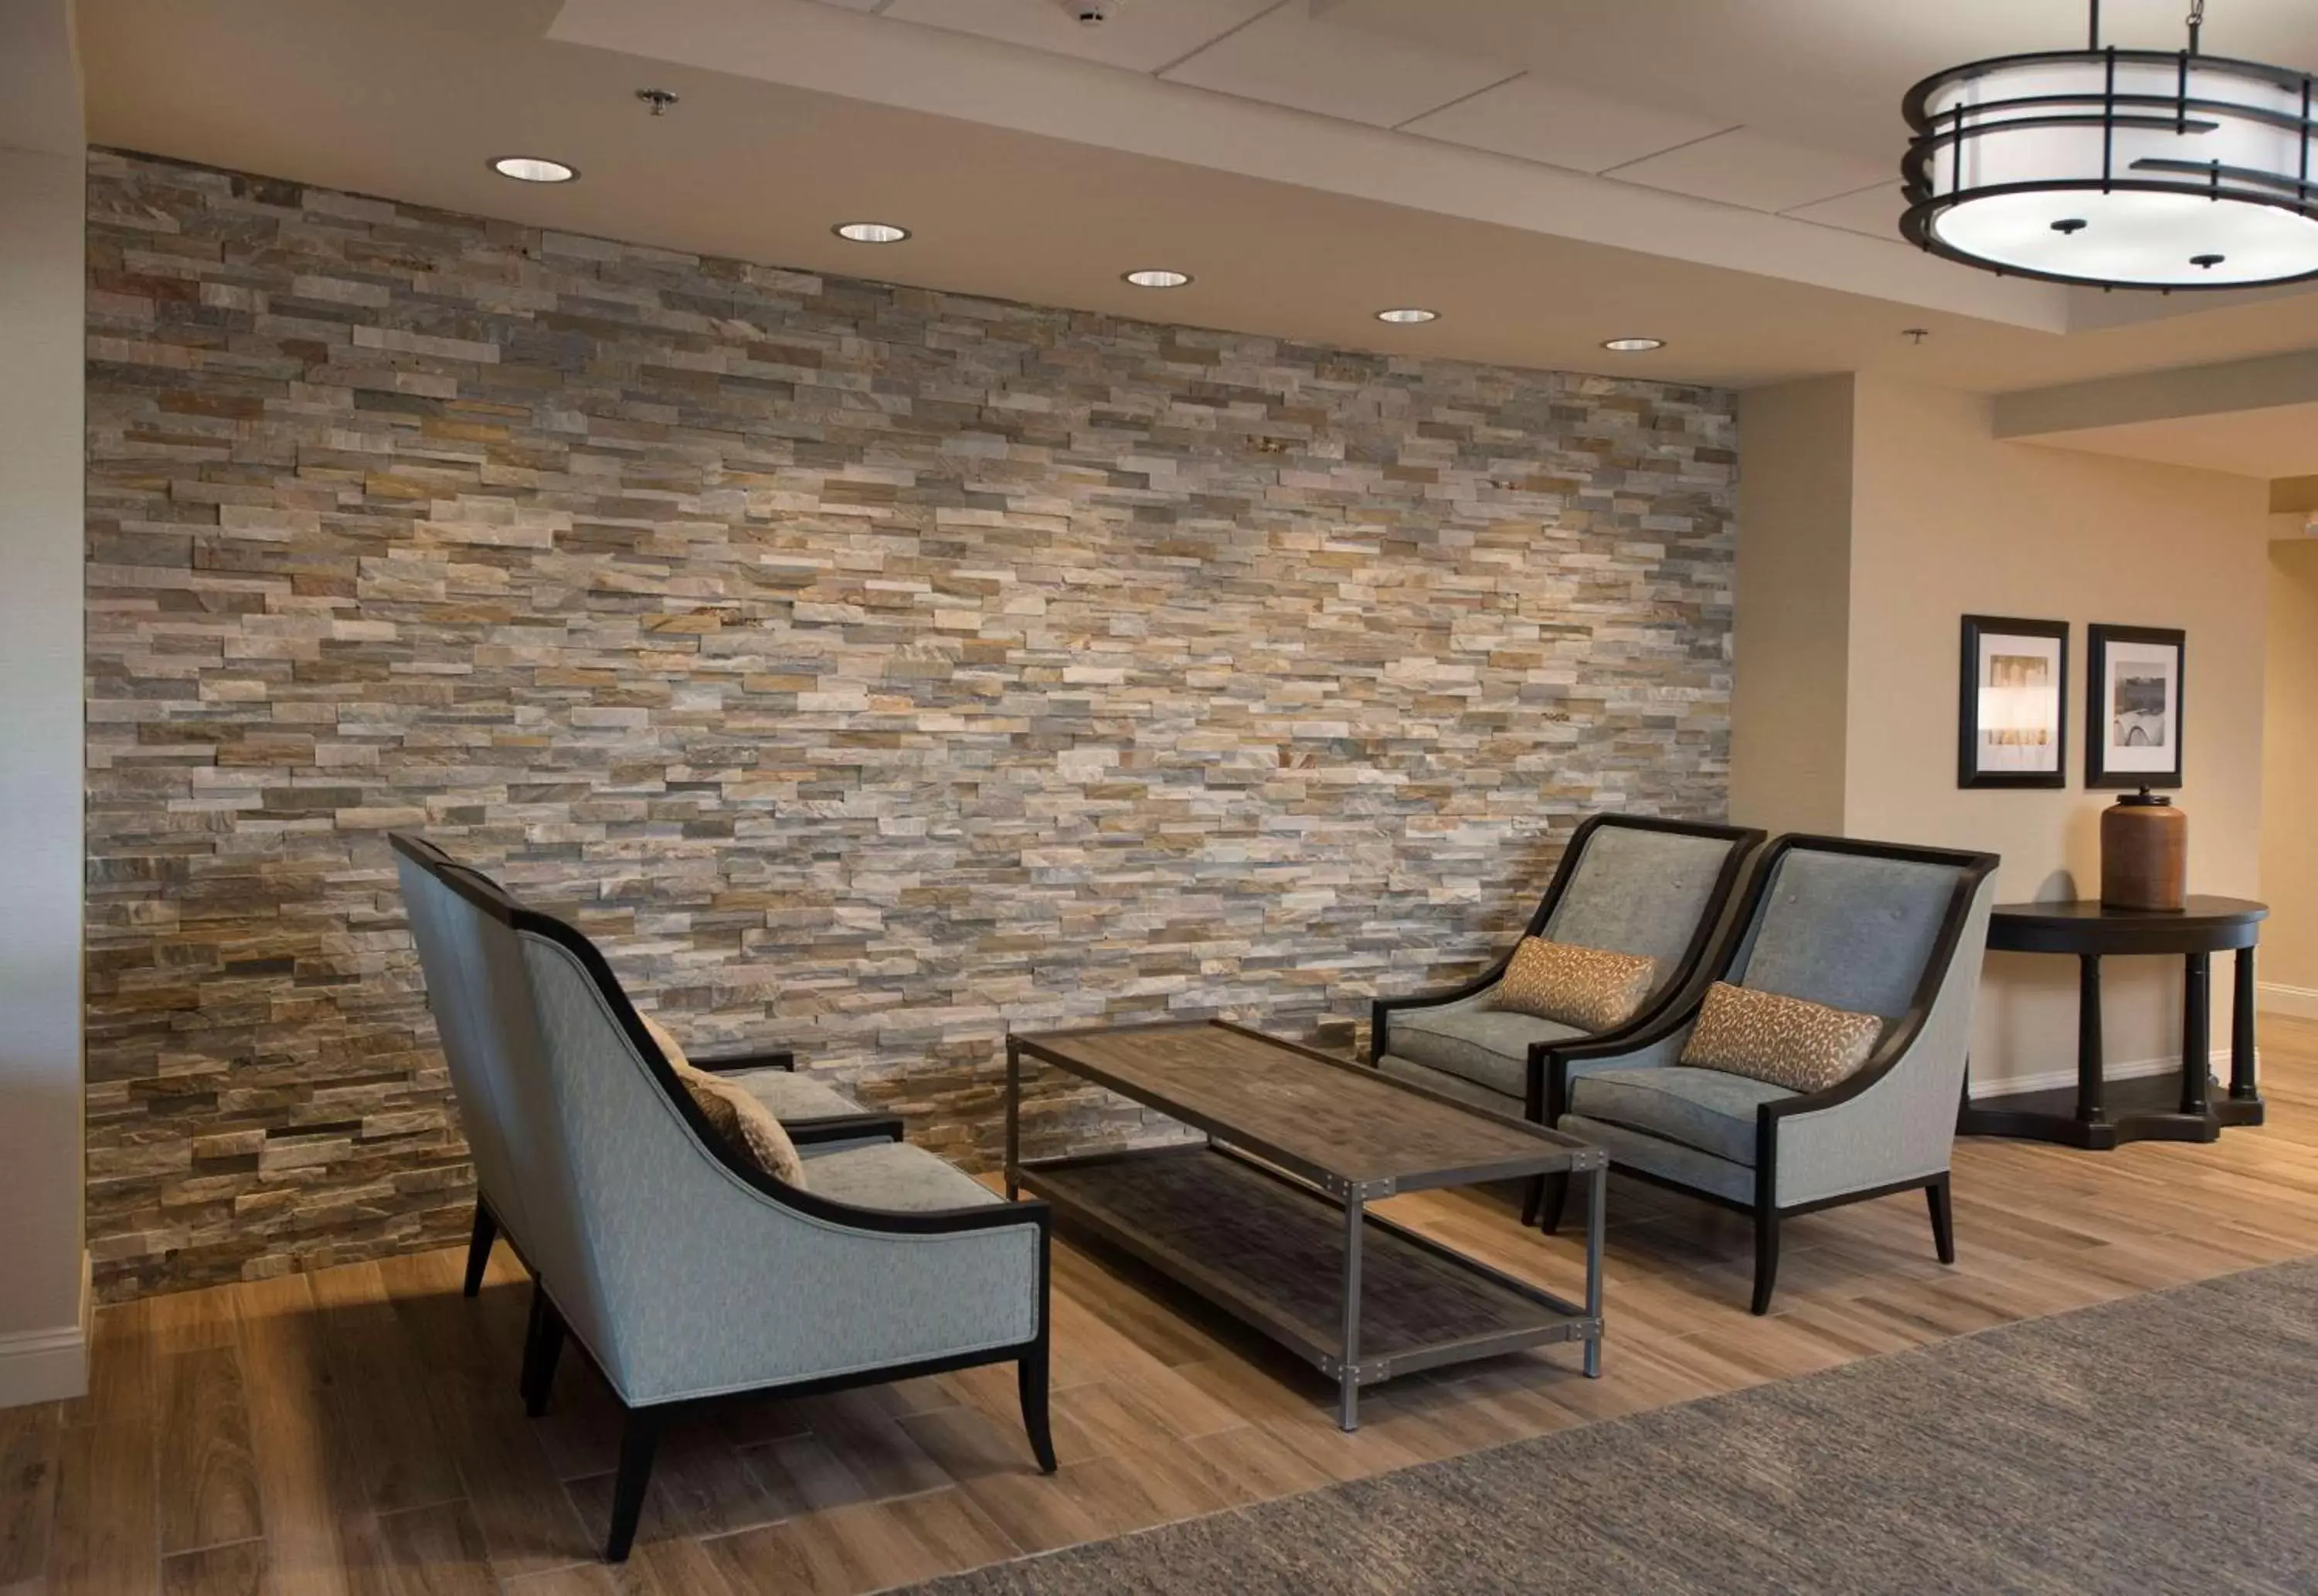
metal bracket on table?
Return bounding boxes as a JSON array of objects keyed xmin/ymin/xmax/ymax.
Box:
[{"xmin": 1308, "ymin": 1171, "xmax": 1397, "ymax": 1203}]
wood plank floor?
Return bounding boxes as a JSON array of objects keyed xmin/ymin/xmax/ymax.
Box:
[{"xmin": 11, "ymin": 1014, "xmax": 2318, "ymax": 1596}]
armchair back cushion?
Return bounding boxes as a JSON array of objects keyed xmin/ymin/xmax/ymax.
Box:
[
  {"xmin": 1494, "ymin": 938, "xmax": 1657, "ymax": 1031},
  {"xmin": 1679, "ymin": 982, "xmax": 1884, "ymax": 1093},
  {"xmin": 639, "ymin": 1014, "xmax": 810, "ymax": 1188},
  {"xmin": 1728, "ymin": 850, "xmax": 1962, "ymax": 1018},
  {"xmin": 1543, "ymin": 825, "xmax": 1746, "ymax": 998}
]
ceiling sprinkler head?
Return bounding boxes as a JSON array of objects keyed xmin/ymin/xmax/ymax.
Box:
[
  {"xmin": 1065, "ymin": 0, "xmax": 1117, "ymax": 22},
  {"xmin": 636, "ymin": 88, "xmax": 679, "ymax": 116}
]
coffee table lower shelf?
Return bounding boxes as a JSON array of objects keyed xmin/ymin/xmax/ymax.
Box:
[{"xmin": 1013, "ymin": 1143, "xmax": 1601, "ymax": 1430}]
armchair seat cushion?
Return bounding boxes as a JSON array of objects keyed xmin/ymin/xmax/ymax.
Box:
[
  {"xmin": 801, "ymin": 1142, "xmax": 1005, "ymax": 1214},
  {"xmin": 727, "ymin": 1068, "xmax": 873, "ymax": 1128},
  {"xmin": 1567, "ymin": 1064, "xmax": 1797, "ymax": 1166},
  {"xmin": 1390, "ymin": 1002, "xmax": 1586, "ymax": 1099}
]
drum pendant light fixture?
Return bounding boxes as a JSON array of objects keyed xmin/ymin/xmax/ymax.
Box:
[{"xmin": 1902, "ymin": 0, "xmax": 2318, "ymax": 289}]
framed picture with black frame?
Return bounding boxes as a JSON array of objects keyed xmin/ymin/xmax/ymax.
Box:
[
  {"xmin": 1958, "ymin": 614, "xmax": 2068, "ymax": 790},
  {"xmin": 2085, "ymin": 623, "xmax": 2185, "ymax": 789}
]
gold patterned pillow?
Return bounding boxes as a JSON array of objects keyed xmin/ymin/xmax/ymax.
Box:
[
  {"xmin": 1679, "ymin": 982, "xmax": 1885, "ymax": 1093},
  {"xmin": 1494, "ymin": 938, "xmax": 1659, "ymax": 1032},
  {"xmin": 640, "ymin": 1014, "xmax": 809, "ymax": 1189}
]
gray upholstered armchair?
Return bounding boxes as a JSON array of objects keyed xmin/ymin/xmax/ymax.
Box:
[
  {"xmin": 393, "ymin": 834, "xmax": 904, "ymax": 1301},
  {"xmin": 1542, "ymin": 834, "xmax": 2000, "ymax": 1314},
  {"xmin": 392, "ymin": 836, "xmax": 1054, "ymax": 1563},
  {"xmin": 1368, "ymin": 813, "xmax": 1763, "ymax": 1223}
]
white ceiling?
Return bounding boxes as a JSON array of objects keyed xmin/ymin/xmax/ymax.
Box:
[{"xmin": 70, "ymin": 0, "xmax": 2318, "ymax": 466}]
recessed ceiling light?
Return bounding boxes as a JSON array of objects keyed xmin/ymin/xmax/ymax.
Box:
[
  {"xmin": 491, "ymin": 156, "xmax": 577, "ymax": 184},
  {"xmin": 1375, "ymin": 307, "xmax": 1439, "ymax": 324},
  {"xmin": 1601, "ymin": 337, "xmax": 1665, "ymax": 352},
  {"xmin": 1123, "ymin": 269, "xmax": 1192, "ymax": 289},
  {"xmin": 834, "ymin": 221, "xmax": 910, "ymax": 244}
]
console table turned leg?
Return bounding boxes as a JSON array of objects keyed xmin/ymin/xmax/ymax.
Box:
[
  {"xmin": 2180, "ymin": 953, "xmax": 2211, "ymax": 1119},
  {"xmin": 2231, "ymin": 946, "xmax": 2261, "ymax": 1103},
  {"xmin": 2075, "ymin": 954, "xmax": 2106, "ymax": 1128}
]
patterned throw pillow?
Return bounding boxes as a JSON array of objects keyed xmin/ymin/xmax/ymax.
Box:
[
  {"xmin": 639, "ymin": 1013, "xmax": 810, "ymax": 1189},
  {"xmin": 1678, "ymin": 982, "xmax": 1885, "ymax": 1094},
  {"xmin": 1494, "ymin": 938, "xmax": 1660, "ymax": 1032}
]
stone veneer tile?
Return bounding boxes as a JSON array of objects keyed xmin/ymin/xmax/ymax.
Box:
[{"xmin": 83, "ymin": 149, "xmax": 1736, "ymax": 1299}]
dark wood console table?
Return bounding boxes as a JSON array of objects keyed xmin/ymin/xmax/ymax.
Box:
[{"xmin": 1957, "ymin": 896, "xmax": 2267, "ymax": 1150}]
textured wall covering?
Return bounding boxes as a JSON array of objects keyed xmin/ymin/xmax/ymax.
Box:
[{"xmin": 83, "ymin": 149, "xmax": 1736, "ymax": 1298}]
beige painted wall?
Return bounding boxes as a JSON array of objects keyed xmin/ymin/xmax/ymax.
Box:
[
  {"xmin": 0, "ymin": 0, "xmax": 87, "ymax": 1404},
  {"xmin": 1734, "ymin": 373, "xmax": 2277, "ymax": 1091},
  {"xmin": 1731, "ymin": 375, "xmax": 1853, "ymax": 837},
  {"xmin": 2264, "ymin": 539, "xmax": 2318, "ymax": 1007}
]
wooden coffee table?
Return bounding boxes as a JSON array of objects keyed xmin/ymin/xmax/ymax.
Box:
[{"xmin": 1005, "ymin": 1020, "xmax": 1607, "ymax": 1430}]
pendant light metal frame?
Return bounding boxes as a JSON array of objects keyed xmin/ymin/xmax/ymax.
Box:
[{"xmin": 1901, "ymin": 0, "xmax": 2318, "ymax": 290}]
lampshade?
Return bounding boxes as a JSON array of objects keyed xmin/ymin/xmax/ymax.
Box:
[{"xmin": 1902, "ymin": 17, "xmax": 2318, "ymax": 290}]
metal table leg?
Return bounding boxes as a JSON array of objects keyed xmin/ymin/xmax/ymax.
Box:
[
  {"xmin": 1338, "ymin": 1197, "xmax": 1364, "ymax": 1431},
  {"xmin": 1004, "ymin": 1039, "xmax": 1021, "ymax": 1201},
  {"xmin": 1582, "ymin": 1160, "xmax": 1606, "ymax": 1379}
]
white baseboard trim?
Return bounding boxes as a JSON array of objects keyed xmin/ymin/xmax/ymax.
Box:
[
  {"xmin": 2260, "ymin": 982, "xmax": 2318, "ymax": 1020},
  {"xmin": 1967, "ymin": 1050, "xmax": 2228, "ymax": 1100},
  {"xmin": 0, "ymin": 1252, "xmax": 90, "ymax": 1409}
]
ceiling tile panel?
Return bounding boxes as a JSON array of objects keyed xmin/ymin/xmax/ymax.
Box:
[
  {"xmin": 1609, "ymin": 128, "xmax": 1894, "ymax": 214},
  {"xmin": 878, "ymin": 0, "xmax": 1279, "ymax": 75},
  {"xmin": 1782, "ymin": 182, "xmax": 1906, "ymax": 243},
  {"xmin": 1161, "ymin": 5, "xmax": 1513, "ymax": 129},
  {"xmin": 1400, "ymin": 75, "xmax": 1732, "ymax": 175}
]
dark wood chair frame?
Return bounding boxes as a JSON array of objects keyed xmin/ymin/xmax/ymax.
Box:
[
  {"xmin": 1367, "ymin": 813, "xmax": 1766, "ymax": 1225},
  {"xmin": 1537, "ymin": 834, "xmax": 2000, "ymax": 1316},
  {"xmin": 393, "ymin": 836, "xmax": 1055, "ymax": 1563}
]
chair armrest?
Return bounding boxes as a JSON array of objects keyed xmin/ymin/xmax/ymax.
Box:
[
  {"xmin": 1758, "ymin": 1027, "xmax": 1953, "ymax": 1210},
  {"xmin": 1369, "ymin": 960, "xmax": 1512, "ymax": 1062},
  {"xmin": 787, "ymin": 1113, "xmax": 906, "ymax": 1147},
  {"xmin": 691, "ymin": 1047, "xmax": 796, "ymax": 1074}
]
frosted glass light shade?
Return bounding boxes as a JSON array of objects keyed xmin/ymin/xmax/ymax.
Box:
[{"xmin": 1902, "ymin": 49, "xmax": 2318, "ymax": 288}]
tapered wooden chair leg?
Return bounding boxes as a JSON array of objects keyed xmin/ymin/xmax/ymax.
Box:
[
  {"xmin": 463, "ymin": 1200, "xmax": 498, "ymax": 1299},
  {"xmin": 1538, "ymin": 1173, "xmax": 1571, "ymax": 1234},
  {"xmin": 1520, "ymin": 1177, "xmax": 1544, "ymax": 1228},
  {"xmin": 1018, "ymin": 1343, "xmax": 1057, "ymax": 1474},
  {"xmin": 1750, "ymin": 1207, "xmax": 1781, "ymax": 1316},
  {"xmin": 604, "ymin": 1408, "xmax": 664, "ymax": 1563},
  {"xmin": 520, "ymin": 1283, "xmax": 566, "ymax": 1417},
  {"xmin": 1927, "ymin": 1174, "xmax": 1956, "ymax": 1265}
]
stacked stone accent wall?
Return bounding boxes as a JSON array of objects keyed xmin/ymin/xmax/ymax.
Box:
[{"xmin": 83, "ymin": 149, "xmax": 1736, "ymax": 1298}]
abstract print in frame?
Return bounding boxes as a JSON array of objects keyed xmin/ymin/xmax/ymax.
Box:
[{"xmin": 1959, "ymin": 614, "xmax": 2068, "ymax": 790}]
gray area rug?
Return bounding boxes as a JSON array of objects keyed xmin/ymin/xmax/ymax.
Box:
[{"xmin": 906, "ymin": 1259, "xmax": 2318, "ymax": 1594}]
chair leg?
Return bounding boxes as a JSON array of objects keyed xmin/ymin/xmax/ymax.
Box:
[
  {"xmin": 1538, "ymin": 1173, "xmax": 1571, "ymax": 1234},
  {"xmin": 520, "ymin": 1283, "xmax": 566, "ymax": 1418},
  {"xmin": 463, "ymin": 1200, "xmax": 498, "ymax": 1299},
  {"xmin": 1018, "ymin": 1343, "xmax": 1057, "ymax": 1474},
  {"xmin": 1927, "ymin": 1174, "xmax": 1956, "ymax": 1265},
  {"xmin": 1750, "ymin": 1205, "xmax": 1780, "ymax": 1316},
  {"xmin": 603, "ymin": 1407, "xmax": 664, "ymax": 1563},
  {"xmin": 1519, "ymin": 1177, "xmax": 1543, "ymax": 1228}
]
